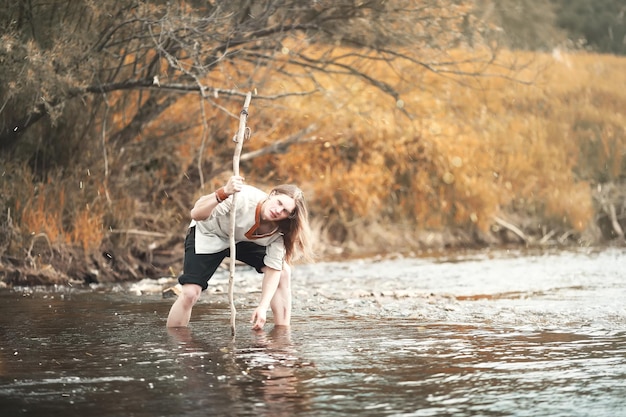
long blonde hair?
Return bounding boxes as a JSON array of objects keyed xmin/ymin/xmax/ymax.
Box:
[{"xmin": 270, "ymin": 184, "xmax": 314, "ymax": 263}]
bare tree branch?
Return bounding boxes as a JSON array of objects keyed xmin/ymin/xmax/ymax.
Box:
[{"xmin": 208, "ymin": 124, "xmax": 319, "ymax": 179}]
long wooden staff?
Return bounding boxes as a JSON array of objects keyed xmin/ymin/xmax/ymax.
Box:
[{"xmin": 229, "ymin": 92, "xmax": 252, "ymax": 336}]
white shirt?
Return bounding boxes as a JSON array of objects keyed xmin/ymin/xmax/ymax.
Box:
[{"xmin": 189, "ymin": 185, "xmax": 285, "ymax": 270}]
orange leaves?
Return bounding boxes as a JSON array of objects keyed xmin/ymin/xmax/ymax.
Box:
[
  {"xmin": 12, "ymin": 45, "xmax": 621, "ymax": 256},
  {"xmin": 308, "ymin": 48, "xmax": 622, "ymax": 235},
  {"xmin": 19, "ymin": 182, "xmax": 105, "ymax": 253},
  {"xmin": 21, "ymin": 188, "xmax": 66, "ymax": 246},
  {"xmin": 70, "ymin": 205, "xmax": 105, "ymax": 253}
]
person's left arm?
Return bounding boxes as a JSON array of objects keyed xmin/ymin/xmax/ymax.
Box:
[{"xmin": 250, "ymin": 267, "xmax": 281, "ymax": 330}]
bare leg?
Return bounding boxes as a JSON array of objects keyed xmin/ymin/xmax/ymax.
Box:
[
  {"xmin": 270, "ymin": 263, "xmax": 292, "ymax": 326},
  {"xmin": 166, "ymin": 283, "xmax": 202, "ymax": 327}
]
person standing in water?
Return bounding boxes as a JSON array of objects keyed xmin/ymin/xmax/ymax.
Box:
[{"xmin": 166, "ymin": 175, "xmax": 313, "ymax": 330}]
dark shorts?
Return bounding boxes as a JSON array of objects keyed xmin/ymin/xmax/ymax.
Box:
[{"xmin": 178, "ymin": 226, "xmax": 267, "ymax": 291}]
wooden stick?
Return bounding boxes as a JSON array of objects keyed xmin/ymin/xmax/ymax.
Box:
[
  {"xmin": 229, "ymin": 92, "xmax": 252, "ymax": 336},
  {"xmin": 494, "ymin": 216, "xmax": 530, "ymax": 244},
  {"xmin": 607, "ymin": 203, "xmax": 625, "ymax": 240}
]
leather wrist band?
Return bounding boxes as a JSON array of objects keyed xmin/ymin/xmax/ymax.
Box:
[{"xmin": 215, "ymin": 187, "xmax": 228, "ymax": 203}]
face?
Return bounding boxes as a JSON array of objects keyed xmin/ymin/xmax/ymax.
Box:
[{"xmin": 262, "ymin": 193, "xmax": 296, "ymax": 222}]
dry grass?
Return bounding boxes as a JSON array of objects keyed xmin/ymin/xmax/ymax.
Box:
[{"xmin": 3, "ymin": 47, "xmax": 624, "ymax": 261}]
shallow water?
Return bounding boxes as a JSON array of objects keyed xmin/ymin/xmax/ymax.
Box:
[{"xmin": 1, "ymin": 248, "xmax": 625, "ymax": 416}]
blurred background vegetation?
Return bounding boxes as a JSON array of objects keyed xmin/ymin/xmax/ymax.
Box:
[{"xmin": 1, "ymin": 0, "xmax": 624, "ymax": 286}]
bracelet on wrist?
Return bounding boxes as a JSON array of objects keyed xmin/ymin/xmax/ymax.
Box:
[{"xmin": 215, "ymin": 187, "xmax": 228, "ymax": 203}]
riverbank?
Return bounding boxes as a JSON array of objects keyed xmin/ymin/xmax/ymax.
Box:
[{"xmin": 1, "ymin": 210, "xmax": 624, "ymax": 291}]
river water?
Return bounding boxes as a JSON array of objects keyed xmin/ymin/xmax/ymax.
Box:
[{"xmin": 1, "ymin": 248, "xmax": 625, "ymax": 416}]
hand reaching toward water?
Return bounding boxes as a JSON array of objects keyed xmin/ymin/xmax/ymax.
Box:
[{"xmin": 251, "ymin": 306, "xmax": 267, "ymax": 330}]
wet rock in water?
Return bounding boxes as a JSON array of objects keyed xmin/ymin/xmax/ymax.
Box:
[
  {"xmin": 128, "ymin": 277, "xmax": 177, "ymax": 295},
  {"xmin": 161, "ymin": 283, "xmax": 182, "ymax": 298}
]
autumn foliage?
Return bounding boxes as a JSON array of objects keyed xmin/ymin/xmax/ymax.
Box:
[
  {"xmin": 1, "ymin": 1, "xmax": 625, "ymax": 286},
  {"xmin": 249, "ymin": 47, "xmax": 625, "ymax": 252},
  {"xmin": 3, "ymin": 47, "xmax": 625, "ymax": 268}
]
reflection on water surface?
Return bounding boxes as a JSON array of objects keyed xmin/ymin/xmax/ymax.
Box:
[{"xmin": 1, "ymin": 248, "xmax": 625, "ymax": 416}]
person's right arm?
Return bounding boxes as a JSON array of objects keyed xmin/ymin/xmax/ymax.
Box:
[{"xmin": 190, "ymin": 175, "xmax": 244, "ymax": 220}]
